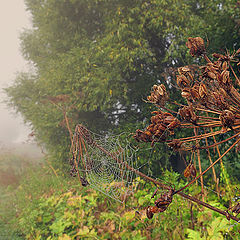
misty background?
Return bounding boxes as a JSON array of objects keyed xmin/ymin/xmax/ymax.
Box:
[{"xmin": 0, "ymin": 1, "xmax": 32, "ymax": 144}]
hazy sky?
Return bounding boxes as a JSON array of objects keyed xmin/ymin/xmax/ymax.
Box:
[{"xmin": 0, "ymin": 1, "xmax": 32, "ymax": 143}]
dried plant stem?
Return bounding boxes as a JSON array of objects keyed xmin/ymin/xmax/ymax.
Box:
[
  {"xmin": 169, "ymin": 129, "xmax": 223, "ymax": 143},
  {"xmin": 47, "ymin": 160, "xmax": 59, "ymax": 178},
  {"xmin": 194, "ymin": 123, "xmax": 222, "ymax": 128},
  {"xmin": 204, "ymin": 129, "xmax": 217, "ymax": 183},
  {"xmin": 175, "ymin": 137, "xmax": 240, "ymax": 195},
  {"xmin": 161, "ymin": 106, "xmax": 178, "ymax": 114},
  {"xmin": 63, "ymin": 110, "xmax": 73, "ymax": 139},
  {"xmin": 203, "ymin": 54, "xmax": 212, "ymax": 64},
  {"xmin": 196, "ymin": 108, "xmax": 221, "ymax": 115},
  {"xmin": 199, "ymin": 131, "xmax": 240, "ymax": 150},
  {"xmin": 198, "ymin": 116, "xmax": 219, "ymax": 120},
  {"xmin": 212, "ymin": 132, "xmax": 232, "ymax": 196},
  {"xmin": 230, "ymin": 63, "xmax": 240, "ymax": 86},
  {"xmin": 230, "ymin": 87, "xmax": 240, "ymax": 106},
  {"xmin": 193, "ymin": 128, "xmax": 204, "ymax": 200}
]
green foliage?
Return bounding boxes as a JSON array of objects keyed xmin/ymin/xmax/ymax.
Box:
[
  {"xmin": 6, "ymin": 0, "xmax": 240, "ymax": 167},
  {"xmin": 1, "ymin": 161, "xmax": 239, "ymax": 240}
]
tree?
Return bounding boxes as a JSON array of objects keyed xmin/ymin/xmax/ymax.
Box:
[{"xmin": 6, "ymin": 0, "xmax": 240, "ymax": 167}]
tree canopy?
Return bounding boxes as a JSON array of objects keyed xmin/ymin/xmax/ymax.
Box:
[{"xmin": 6, "ymin": 0, "xmax": 240, "ymax": 165}]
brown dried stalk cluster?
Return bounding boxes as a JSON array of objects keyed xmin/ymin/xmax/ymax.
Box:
[
  {"xmin": 134, "ymin": 37, "xmax": 240, "ymax": 219},
  {"xmin": 134, "ymin": 37, "xmax": 240, "ymax": 150}
]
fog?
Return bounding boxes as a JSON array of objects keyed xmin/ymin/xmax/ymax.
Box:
[{"xmin": 0, "ymin": 1, "xmax": 32, "ymax": 144}]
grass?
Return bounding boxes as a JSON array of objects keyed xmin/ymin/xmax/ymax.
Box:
[{"xmin": 0, "ymin": 144, "xmax": 44, "ymax": 239}]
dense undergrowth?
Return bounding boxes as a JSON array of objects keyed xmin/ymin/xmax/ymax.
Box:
[{"xmin": 0, "ymin": 152, "xmax": 240, "ymax": 239}]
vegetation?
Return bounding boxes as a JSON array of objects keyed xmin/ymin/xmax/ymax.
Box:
[
  {"xmin": 1, "ymin": 154, "xmax": 239, "ymax": 239},
  {"xmin": 3, "ymin": 0, "xmax": 240, "ymax": 238},
  {"xmin": 6, "ymin": 0, "xmax": 240, "ymax": 167}
]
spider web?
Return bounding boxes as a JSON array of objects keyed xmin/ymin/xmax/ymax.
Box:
[{"xmin": 70, "ymin": 125, "xmax": 139, "ymax": 203}]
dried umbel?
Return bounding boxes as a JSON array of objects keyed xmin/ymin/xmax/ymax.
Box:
[
  {"xmin": 133, "ymin": 37, "xmax": 240, "ymax": 221},
  {"xmin": 167, "ymin": 139, "xmax": 183, "ymax": 150},
  {"xmin": 219, "ymin": 110, "xmax": 235, "ymax": 129},
  {"xmin": 186, "ymin": 37, "xmax": 206, "ymax": 57},
  {"xmin": 134, "ymin": 111, "xmax": 181, "ymax": 146},
  {"xmin": 147, "ymin": 84, "xmax": 168, "ymax": 106},
  {"xmin": 211, "ymin": 90, "xmax": 229, "ymax": 110},
  {"xmin": 184, "ymin": 163, "xmax": 197, "ymax": 178},
  {"xmin": 146, "ymin": 189, "xmax": 174, "ymax": 219},
  {"xmin": 179, "ymin": 106, "xmax": 198, "ymax": 124}
]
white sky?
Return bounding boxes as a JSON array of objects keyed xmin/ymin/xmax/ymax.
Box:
[{"xmin": 0, "ymin": 1, "xmax": 32, "ymax": 143}]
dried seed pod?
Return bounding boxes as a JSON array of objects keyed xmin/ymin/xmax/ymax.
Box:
[
  {"xmin": 133, "ymin": 129, "xmax": 153, "ymax": 142},
  {"xmin": 190, "ymin": 88, "xmax": 200, "ymax": 101},
  {"xmin": 222, "ymin": 61, "xmax": 228, "ymax": 71},
  {"xmin": 157, "ymin": 124, "xmax": 166, "ymax": 132},
  {"xmin": 184, "ymin": 164, "xmax": 197, "ymax": 178},
  {"xmin": 190, "ymin": 164, "xmax": 197, "ymax": 178},
  {"xmin": 177, "ymin": 75, "xmax": 191, "ymax": 88},
  {"xmin": 221, "ymin": 70, "xmax": 230, "ymax": 84},
  {"xmin": 207, "ymin": 71, "xmax": 217, "ymax": 79},
  {"xmin": 219, "ymin": 88, "xmax": 228, "ymax": 98},
  {"xmin": 164, "ymin": 115, "xmax": 175, "ymax": 124},
  {"xmin": 186, "ymin": 37, "xmax": 206, "ymax": 57},
  {"xmin": 145, "ymin": 131, "xmax": 152, "ymax": 137},
  {"xmin": 181, "ymin": 88, "xmax": 191, "ymax": 99},
  {"xmin": 199, "ymin": 83, "xmax": 208, "ymax": 98},
  {"xmin": 167, "ymin": 139, "xmax": 183, "ymax": 150},
  {"xmin": 178, "ymin": 66, "xmax": 191, "ymax": 75},
  {"xmin": 146, "ymin": 206, "xmax": 154, "ymax": 219},
  {"xmin": 167, "ymin": 118, "xmax": 181, "ymax": 130},
  {"xmin": 220, "ymin": 110, "xmax": 235, "ymax": 129},
  {"xmin": 162, "ymin": 112, "xmax": 173, "ymax": 117},
  {"xmin": 184, "ymin": 164, "xmax": 191, "ymax": 178},
  {"xmin": 214, "ymin": 60, "xmax": 222, "ymax": 68},
  {"xmin": 212, "ymin": 53, "xmax": 225, "ymax": 60}
]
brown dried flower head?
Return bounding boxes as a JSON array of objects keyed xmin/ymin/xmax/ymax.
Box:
[
  {"xmin": 147, "ymin": 84, "xmax": 168, "ymax": 106},
  {"xmin": 219, "ymin": 110, "xmax": 235, "ymax": 129},
  {"xmin": 186, "ymin": 37, "xmax": 206, "ymax": 57}
]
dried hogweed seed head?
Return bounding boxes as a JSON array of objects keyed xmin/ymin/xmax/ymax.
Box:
[
  {"xmin": 220, "ymin": 110, "xmax": 235, "ymax": 129},
  {"xmin": 222, "ymin": 61, "xmax": 228, "ymax": 71},
  {"xmin": 167, "ymin": 139, "xmax": 182, "ymax": 151},
  {"xmin": 186, "ymin": 37, "xmax": 206, "ymax": 57},
  {"xmin": 147, "ymin": 84, "xmax": 168, "ymax": 106},
  {"xmin": 178, "ymin": 66, "xmax": 191, "ymax": 75},
  {"xmin": 190, "ymin": 164, "xmax": 197, "ymax": 178},
  {"xmin": 184, "ymin": 164, "xmax": 191, "ymax": 178},
  {"xmin": 177, "ymin": 75, "xmax": 191, "ymax": 88},
  {"xmin": 146, "ymin": 206, "xmax": 154, "ymax": 219},
  {"xmin": 199, "ymin": 83, "xmax": 208, "ymax": 98}
]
